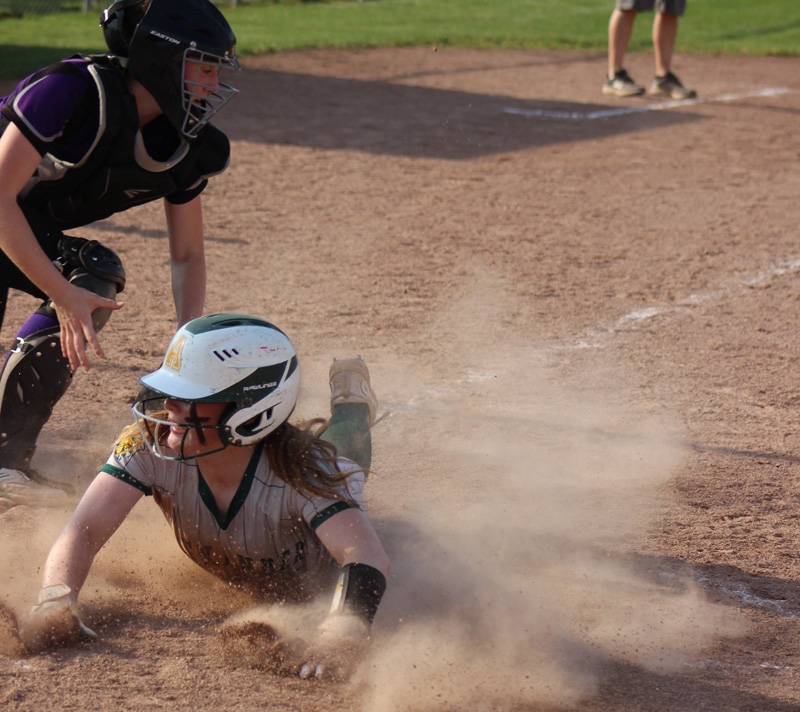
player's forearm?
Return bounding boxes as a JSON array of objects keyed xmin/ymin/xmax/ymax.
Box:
[
  {"xmin": 317, "ymin": 509, "xmax": 391, "ymax": 578},
  {"xmin": 165, "ymin": 194, "xmax": 206, "ymax": 324},
  {"xmin": 0, "ymin": 198, "xmax": 69, "ymax": 301},
  {"xmin": 38, "ymin": 474, "xmax": 142, "ymax": 601},
  {"xmin": 317, "ymin": 510, "xmax": 390, "ymax": 625},
  {"xmin": 338, "ymin": 538, "xmax": 391, "ymax": 578},
  {"xmin": 170, "ymin": 255, "xmax": 206, "ymax": 325},
  {"xmin": 41, "ymin": 524, "xmax": 100, "ymax": 598}
]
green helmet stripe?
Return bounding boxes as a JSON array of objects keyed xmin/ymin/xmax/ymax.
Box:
[{"xmin": 182, "ymin": 313, "xmax": 285, "ymax": 336}]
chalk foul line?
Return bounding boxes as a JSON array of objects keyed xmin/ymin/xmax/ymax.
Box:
[
  {"xmin": 502, "ymin": 87, "xmax": 792, "ymax": 121},
  {"xmin": 545, "ymin": 256, "xmax": 800, "ymax": 353}
]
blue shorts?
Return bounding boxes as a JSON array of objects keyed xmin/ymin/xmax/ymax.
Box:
[{"xmin": 616, "ymin": 0, "xmax": 686, "ymax": 15}]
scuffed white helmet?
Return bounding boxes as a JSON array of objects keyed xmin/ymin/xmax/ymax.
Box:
[{"xmin": 133, "ymin": 314, "xmax": 299, "ymax": 456}]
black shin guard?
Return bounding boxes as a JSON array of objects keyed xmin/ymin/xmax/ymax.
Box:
[{"xmin": 0, "ymin": 326, "xmax": 71, "ymax": 470}]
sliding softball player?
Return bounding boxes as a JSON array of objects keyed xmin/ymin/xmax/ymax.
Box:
[{"xmin": 19, "ymin": 315, "xmax": 389, "ymax": 679}]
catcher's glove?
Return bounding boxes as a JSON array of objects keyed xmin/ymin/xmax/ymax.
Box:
[{"xmin": 19, "ymin": 584, "xmax": 96, "ymax": 654}]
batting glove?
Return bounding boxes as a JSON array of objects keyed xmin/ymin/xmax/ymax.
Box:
[{"xmin": 19, "ymin": 584, "xmax": 96, "ymax": 654}]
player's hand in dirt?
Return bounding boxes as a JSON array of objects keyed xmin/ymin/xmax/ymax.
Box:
[
  {"xmin": 18, "ymin": 584, "xmax": 96, "ymax": 654},
  {"xmin": 297, "ymin": 614, "xmax": 369, "ymax": 680}
]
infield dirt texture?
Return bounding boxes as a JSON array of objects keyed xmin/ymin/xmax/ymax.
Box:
[{"xmin": 2, "ymin": 48, "xmax": 800, "ymax": 710}]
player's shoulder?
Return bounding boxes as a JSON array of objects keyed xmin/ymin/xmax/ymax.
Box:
[
  {"xmin": 112, "ymin": 423, "xmax": 149, "ymax": 466},
  {"xmin": 2, "ymin": 57, "xmax": 104, "ymax": 145},
  {"xmin": 334, "ymin": 456, "xmax": 365, "ymax": 481},
  {"xmin": 337, "ymin": 457, "xmax": 366, "ymax": 495},
  {"xmin": 6, "ymin": 57, "xmax": 94, "ymax": 106},
  {"xmin": 308, "ymin": 454, "xmax": 364, "ymax": 481},
  {"xmin": 21, "ymin": 55, "xmax": 127, "ymax": 105},
  {"xmin": 321, "ymin": 456, "xmax": 367, "ymax": 506},
  {"xmin": 33, "ymin": 56, "xmax": 97, "ymax": 90}
]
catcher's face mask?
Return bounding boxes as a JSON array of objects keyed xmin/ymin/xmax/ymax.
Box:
[
  {"xmin": 132, "ymin": 397, "xmax": 231, "ymax": 461},
  {"xmin": 181, "ymin": 51, "xmax": 239, "ymax": 138}
]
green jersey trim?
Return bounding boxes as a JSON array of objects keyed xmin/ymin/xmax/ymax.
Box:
[
  {"xmin": 100, "ymin": 464, "xmax": 153, "ymax": 496},
  {"xmin": 309, "ymin": 501, "xmax": 355, "ymax": 531},
  {"xmin": 197, "ymin": 441, "xmax": 264, "ymax": 531}
]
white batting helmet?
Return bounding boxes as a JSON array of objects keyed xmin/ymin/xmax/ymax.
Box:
[{"xmin": 133, "ymin": 314, "xmax": 299, "ymax": 455}]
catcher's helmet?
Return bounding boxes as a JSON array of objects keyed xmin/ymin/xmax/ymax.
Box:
[
  {"xmin": 100, "ymin": 0, "xmax": 239, "ymax": 138},
  {"xmin": 133, "ymin": 314, "xmax": 300, "ymax": 460}
]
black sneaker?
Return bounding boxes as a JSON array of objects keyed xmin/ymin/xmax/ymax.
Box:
[
  {"xmin": 648, "ymin": 71, "xmax": 697, "ymax": 99},
  {"xmin": 602, "ymin": 69, "xmax": 645, "ymax": 97}
]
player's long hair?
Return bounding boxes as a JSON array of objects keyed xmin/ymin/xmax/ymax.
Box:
[{"xmin": 265, "ymin": 418, "xmax": 359, "ymax": 503}]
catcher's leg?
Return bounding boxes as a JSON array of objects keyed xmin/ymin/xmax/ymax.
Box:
[
  {"xmin": 321, "ymin": 357, "xmax": 377, "ymax": 475},
  {"xmin": 0, "ymin": 236, "xmax": 125, "ymax": 473}
]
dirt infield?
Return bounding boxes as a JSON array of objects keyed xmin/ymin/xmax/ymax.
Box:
[{"xmin": 2, "ymin": 48, "xmax": 800, "ymax": 710}]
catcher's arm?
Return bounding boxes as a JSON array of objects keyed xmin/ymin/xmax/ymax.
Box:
[
  {"xmin": 20, "ymin": 473, "xmax": 142, "ymax": 652},
  {"xmin": 164, "ymin": 196, "xmax": 206, "ymax": 326},
  {"xmin": 0, "ymin": 123, "xmax": 121, "ymax": 370},
  {"xmin": 298, "ymin": 508, "xmax": 390, "ymax": 679}
]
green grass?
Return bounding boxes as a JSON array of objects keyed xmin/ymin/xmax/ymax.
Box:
[{"xmin": 1, "ymin": 0, "xmax": 799, "ymax": 80}]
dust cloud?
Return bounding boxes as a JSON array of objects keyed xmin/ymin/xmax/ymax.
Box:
[
  {"xmin": 344, "ymin": 276, "xmax": 745, "ymax": 710},
  {"xmin": 0, "ymin": 275, "xmax": 745, "ymax": 710}
]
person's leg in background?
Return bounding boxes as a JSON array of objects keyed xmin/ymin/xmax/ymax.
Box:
[
  {"xmin": 648, "ymin": 0, "xmax": 696, "ymax": 99},
  {"xmin": 604, "ymin": 7, "xmax": 645, "ymax": 97},
  {"xmin": 652, "ymin": 10, "xmax": 678, "ymax": 77}
]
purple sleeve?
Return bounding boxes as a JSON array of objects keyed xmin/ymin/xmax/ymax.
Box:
[{"xmin": 1, "ymin": 61, "xmax": 97, "ymax": 159}]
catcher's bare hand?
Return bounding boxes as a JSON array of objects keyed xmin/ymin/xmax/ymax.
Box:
[
  {"xmin": 19, "ymin": 584, "xmax": 96, "ymax": 654},
  {"xmin": 297, "ymin": 614, "xmax": 369, "ymax": 680},
  {"xmin": 52, "ymin": 282, "xmax": 122, "ymax": 371}
]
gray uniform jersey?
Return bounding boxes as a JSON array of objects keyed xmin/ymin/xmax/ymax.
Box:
[{"xmin": 101, "ymin": 431, "xmax": 365, "ymax": 599}]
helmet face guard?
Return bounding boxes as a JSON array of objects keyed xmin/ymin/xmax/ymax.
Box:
[
  {"xmin": 181, "ymin": 47, "xmax": 239, "ymax": 138},
  {"xmin": 131, "ymin": 397, "xmax": 231, "ymax": 461}
]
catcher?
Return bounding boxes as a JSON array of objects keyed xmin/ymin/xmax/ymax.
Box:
[
  {"xmin": 0, "ymin": 0, "xmax": 239, "ymax": 501},
  {"xmin": 18, "ymin": 314, "xmax": 390, "ymax": 679}
]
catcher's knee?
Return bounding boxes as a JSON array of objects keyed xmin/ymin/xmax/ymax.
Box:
[{"xmin": 46, "ymin": 235, "xmax": 126, "ymax": 331}]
